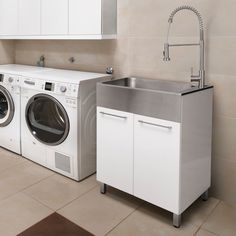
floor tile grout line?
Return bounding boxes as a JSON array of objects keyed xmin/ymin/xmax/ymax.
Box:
[
  {"xmin": 21, "ymin": 191, "xmax": 56, "ymax": 212},
  {"xmin": 56, "ymin": 184, "xmax": 99, "ymax": 212},
  {"xmin": 201, "ymin": 228, "xmax": 220, "ymax": 236},
  {"xmin": 104, "ymin": 202, "xmax": 145, "ymax": 236},
  {"xmin": 24, "ymin": 182, "xmax": 99, "ymax": 213},
  {"xmin": 194, "ymin": 200, "xmax": 222, "ymax": 236},
  {"xmin": 0, "ymin": 172, "xmax": 56, "ymax": 204}
]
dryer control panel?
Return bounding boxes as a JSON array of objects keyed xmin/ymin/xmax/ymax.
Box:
[{"xmin": 21, "ymin": 77, "xmax": 79, "ymax": 98}]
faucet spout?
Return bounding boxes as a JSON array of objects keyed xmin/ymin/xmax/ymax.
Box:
[{"xmin": 163, "ymin": 6, "xmax": 205, "ymax": 88}]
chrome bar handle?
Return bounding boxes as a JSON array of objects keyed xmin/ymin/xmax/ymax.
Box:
[
  {"xmin": 138, "ymin": 120, "xmax": 172, "ymax": 129},
  {"xmin": 100, "ymin": 111, "xmax": 127, "ymax": 120}
]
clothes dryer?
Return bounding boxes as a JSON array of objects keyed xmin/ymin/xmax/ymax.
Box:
[{"xmin": 20, "ymin": 69, "xmax": 110, "ymax": 180}]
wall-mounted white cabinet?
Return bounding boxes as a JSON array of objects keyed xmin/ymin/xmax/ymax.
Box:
[
  {"xmin": 69, "ymin": 0, "xmax": 101, "ymax": 35},
  {"xmin": 18, "ymin": 0, "xmax": 41, "ymax": 35},
  {"xmin": 0, "ymin": 0, "xmax": 18, "ymax": 35},
  {"xmin": 41, "ymin": 0, "xmax": 68, "ymax": 35},
  {"xmin": 0, "ymin": 0, "xmax": 117, "ymax": 39}
]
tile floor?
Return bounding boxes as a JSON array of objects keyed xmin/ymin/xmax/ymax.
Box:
[{"xmin": 0, "ymin": 147, "xmax": 235, "ymax": 236}]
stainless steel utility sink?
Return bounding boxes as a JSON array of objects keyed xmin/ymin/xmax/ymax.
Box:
[
  {"xmin": 97, "ymin": 77, "xmax": 213, "ymax": 122},
  {"xmin": 104, "ymin": 77, "xmax": 194, "ymax": 94}
]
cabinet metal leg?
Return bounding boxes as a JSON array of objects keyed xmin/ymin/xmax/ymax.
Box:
[
  {"xmin": 100, "ymin": 183, "xmax": 107, "ymax": 194},
  {"xmin": 173, "ymin": 213, "xmax": 181, "ymax": 228},
  {"xmin": 201, "ymin": 190, "xmax": 209, "ymax": 201}
]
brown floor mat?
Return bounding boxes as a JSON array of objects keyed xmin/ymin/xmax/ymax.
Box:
[{"xmin": 17, "ymin": 212, "xmax": 94, "ymax": 236}]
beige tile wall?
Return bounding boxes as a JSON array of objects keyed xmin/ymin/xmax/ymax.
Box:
[
  {"xmin": 13, "ymin": 0, "xmax": 236, "ymax": 206},
  {"xmin": 0, "ymin": 40, "xmax": 15, "ymax": 64}
]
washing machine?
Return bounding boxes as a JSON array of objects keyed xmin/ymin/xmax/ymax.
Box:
[
  {"xmin": 0, "ymin": 73, "xmax": 21, "ymax": 154},
  {"xmin": 20, "ymin": 69, "xmax": 110, "ymax": 181}
]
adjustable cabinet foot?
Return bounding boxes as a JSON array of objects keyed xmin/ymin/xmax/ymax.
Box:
[
  {"xmin": 201, "ymin": 190, "xmax": 209, "ymax": 201},
  {"xmin": 100, "ymin": 183, "xmax": 107, "ymax": 194},
  {"xmin": 173, "ymin": 213, "xmax": 181, "ymax": 228}
]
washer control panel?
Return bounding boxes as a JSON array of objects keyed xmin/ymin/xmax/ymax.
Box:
[
  {"xmin": 0, "ymin": 74, "xmax": 20, "ymax": 86},
  {"xmin": 21, "ymin": 77, "xmax": 79, "ymax": 98}
]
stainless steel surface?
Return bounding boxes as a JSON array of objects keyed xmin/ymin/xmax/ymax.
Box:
[
  {"xmin": 138, "ymin": 120, "xmax": 172, "ymax": 129},
  {"xmin": 97, "ymin": 77, "xmax": 212, "ymax": 122},
  {"xmin": 163, "ymin": 6, "xmax": 205, "ymax": 88},
  {"xmin": 104, "ymin": 77, "xmax": 194, "ymax": 94},
  {"xmin": 173, "ymin": 213, "xmax": 182, "ymax": 228},
  {"xmin": 100, "ymin": 183, "xmax": 107, "ymax": 194},
  {"xmin": 100, "ymin": 111, "xmax": 127, "ymax": 119}
]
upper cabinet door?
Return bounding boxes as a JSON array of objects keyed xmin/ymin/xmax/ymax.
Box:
[
  {"xmin": 18, "ymin": 0, "xmax": 41, "ymax": 35},
  {"xmin": 41, "ymin": 0, "xmax": 68, "ymax": 35},
  {"xmin": 0, "ymin": 0, "xmax": 18, "ymax": 35},
  {"xmin": 69, "ymin": 0, "xmax": 102, "ymax": 35}
]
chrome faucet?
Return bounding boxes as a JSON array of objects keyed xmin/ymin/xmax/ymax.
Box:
[
  {"xmin": 37, "ymin": 55, "xmax": 45, "ymax": 67},
  {"xmin": 163, "ymin": 6, "xmax": 205, "ymax": 88}
]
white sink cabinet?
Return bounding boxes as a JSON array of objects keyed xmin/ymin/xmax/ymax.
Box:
[{"xmin": 97, "ymin": 88, "xmax": 213, "ymax": 227}]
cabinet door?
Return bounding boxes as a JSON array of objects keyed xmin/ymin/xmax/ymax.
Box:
[
  {"xmin": 42, "ymin": 0, "xmax": 68, "ymax": 35},
  {"xmin": 69, "ymin": 0, "xmax": 101, "ymax": 35},
  {"xmin": 97, "ymin": 107, "xmax": 134, "ymax": 194},
  {"xmin": 18, "ymin": 0, "xmax": 41, "ymax": 35},
  {"xmin": 0, "ymin": 0, "xmax": 18, "ymax": 35},
  {"xmin": 134, "ymin": 115, "xmax": 181, "ymax": 213}
]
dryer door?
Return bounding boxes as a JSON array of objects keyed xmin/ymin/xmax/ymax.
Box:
[
  {"xmin": 0, "ymin": 85, "xmax": 14, "ymax": 127},
  {"xmin": 26, "ymin": 94, "xmax": 70, "ymax": 146}
]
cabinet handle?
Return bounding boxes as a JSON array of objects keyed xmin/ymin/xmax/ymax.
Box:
[
  {"xmin": 100, "ymin": 111, "xmax": 127, "ymax": 119},
  {"xmin": 138, "ymin": 120, "xmax": 172, "ymax": 129}
]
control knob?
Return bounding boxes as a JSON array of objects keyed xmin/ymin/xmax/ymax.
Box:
[
  {"xmin": 8, "ymin": 77, "xmax": 14, "ymax": 83},
  {"xmin": 60, "ymin": 86, "xmax": 67, "ymax": 93}
]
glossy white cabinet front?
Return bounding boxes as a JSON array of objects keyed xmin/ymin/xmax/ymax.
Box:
[
  {"xmin": 69, "ymin": 0, "xmax": 101, "ymax": 35},
  {"xmin": 0, "ymin": 0, "xmax": 116, "ymax": 39},
  {"xmin": 134, "ymin": 114, "xmax": 181, "ymax": 213},
  {"xmin": 97, "ymin": 107, "xmax": 181, "ymax": 212},
  {"xmin": 18, "ymin": 0, "xmax": 41, "ymax": 35},
  {"xmin": 41, "ymin": 0, "xmax": 68, "ymax": 35},
  {"xmin": 97, "ymin": 107, "xmax": 134, "ymax": 194},
  {"xmin": 0, "ymin": 0, "xmax": 18, "ymax": 35}
]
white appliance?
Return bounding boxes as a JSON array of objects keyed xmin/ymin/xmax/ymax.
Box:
[
  {"xmin": 20, "ymin": 69, "xmax": 110, "ymax": 181},
  {"xmin": 0, "ymin": 74, "xmax": 21, "ymax": 154},
  {"xmin": 0, "ymin": 64, "xmax": 51, "ymax": 154}
]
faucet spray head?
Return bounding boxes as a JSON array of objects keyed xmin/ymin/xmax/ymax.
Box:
[{"xmin": 163, "ymin": 43, "xmax": 170, "ymax": 61}]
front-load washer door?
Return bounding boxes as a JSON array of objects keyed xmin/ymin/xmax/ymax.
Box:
[
  {"xmin": 0, "ymin": 85, "xmax": 14, "ymax": 127},
  {"xmin": 26, "ymin": 94, "xmax": 70, "ymax": 146}
]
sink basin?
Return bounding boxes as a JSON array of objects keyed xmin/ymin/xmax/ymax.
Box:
[
  {"xmin": 104, "ymin": 77, "xmax": 195, "ymax": 94},
  {"xmin": 97, "ymin": 77, "xmax": 213, "ymax": 122}
]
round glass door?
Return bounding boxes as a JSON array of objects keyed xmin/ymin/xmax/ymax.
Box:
[
  {"xmin": 26, "ymin": 94, "xmax": 70, "ymax": 146},
  {"xmin": 0, "ymin": 85, "xmax": 14, "ymax": 127}
]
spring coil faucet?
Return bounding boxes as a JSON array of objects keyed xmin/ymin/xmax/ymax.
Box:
[{"xmin": 163, "ymin": 6, "xmax": 205, "ymax": 88}]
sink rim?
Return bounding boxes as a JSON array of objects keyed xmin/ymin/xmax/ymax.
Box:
[{"xmin": 101, "ymin": 77, "xmax": 213, "ymax": 96}]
